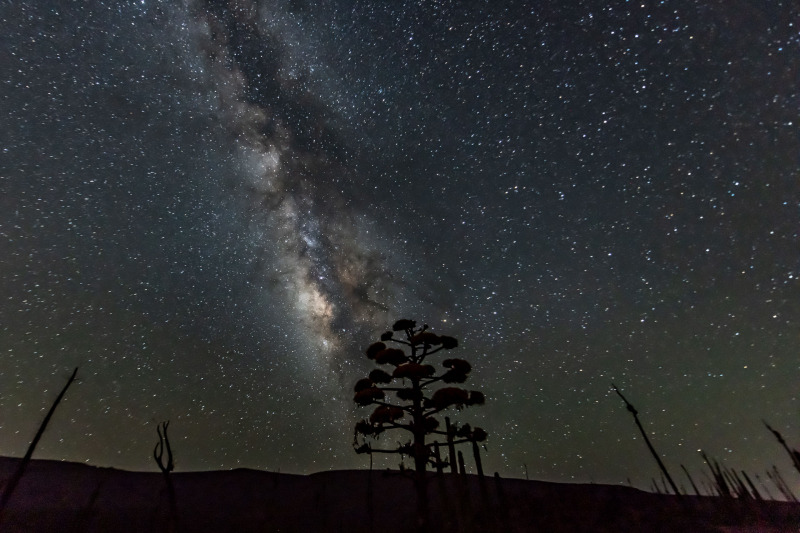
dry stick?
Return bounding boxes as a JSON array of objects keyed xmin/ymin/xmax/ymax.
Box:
[
  {"xmin": 367, "ymin": 450, "xmax": 374, "ymax": 533},
  {"xmin": 472, "ymin": 439, "xmax": 490, "ymax": 528},
  {"xmin": 471, "ymin": 439, "xmax": 484, "ymax": 478},
  {"xmin": 700, "ymin": 470, "xmax": 719, "ymax": 497},
  {"xmin": 681, "ymin": 464, "xmax": 701, "ymax": 496},
  {"xmin": 445, "ymin": 417, "xmax": 458, "ymax": 474},
  {"xmin": 723, "ymin": 469, "xmax": 747, "ymax": 499},
  {"xmin": 740, "ymin": 471, "xmax": 762, "ymax": 501},
  {"xmin": 432, "ymin": 441, "xmax": 444, "ymax": 474},
  {"xmin": 732, "ymin": 470, "xmax": 753, "ymax": 499},
  {"xmin": 651, "ymin": 479, "xmax": 661, "ymax": 494},
  {"xmin": 611, "ymin": 383, "xmax": 681, "ymax": 496},
  {"xmin": 764, "ymin": 420, "xmax": 800, "ymax": 475},
  {"xmin": 0, "ymin": 367, "xmax": 79, "ymax": 524},
  {"xmin": 458, "ymin": 451, "xmax": 467, "ymax": 478},
  {"xmin": 769, "ymin": 465, "xmax": 798, "ymax": 502},
  {"xmin": 700, "ymin": 451, "xmax": 731, "ymax": 498},
  {"xmin": 154, "ymin": 421, "xmax": 177, "ymax": 532},
  {"xmin": 766, "ymin": 468, "xmax": 789, "ymax": 501},
  {"xmin": 755, "ymin": 473, "xmax": 776, "ymax": 500},
  {"xmin": 660, "ymin": 473, "xmax": 670, "ymax": 495}
]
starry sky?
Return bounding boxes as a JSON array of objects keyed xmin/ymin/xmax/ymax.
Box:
[{"xmin": 1, "ymin": 0, "xmax": 799, "ymax": 493}]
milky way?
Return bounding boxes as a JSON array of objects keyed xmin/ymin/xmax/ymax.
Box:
[
  {"xmin": 1, "ymin": 0, "xmax": 799, "ymax": 492},
  {"xmin": 186, "ymin": 0, "xmax": 404, "ymax": 364}
]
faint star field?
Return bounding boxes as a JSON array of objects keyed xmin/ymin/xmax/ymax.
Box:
[{"xmin": 1, "ymin": 0, "xmax": 798, "ymax": 493}]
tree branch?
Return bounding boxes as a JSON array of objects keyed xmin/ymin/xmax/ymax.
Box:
[
  {"xmin": 418, "ymin": 346, "xmax": 446, "ymax": 361},
  {"xmin": 364, "ymin": 447, "xmax": 411, "ymax": 454},
  {"xmin": 388, "ymin": 338, "xmax": 412, "ymax": 347},
  {"xmin": 373, "ymin": 422, "xmax": 412, "ymax": 432},
  {"xmin": 367, "ymin": 400, "xmax": 415, "ymax": 414},
  {"xmin": 423, "ymin": 405, "xmax": 473, "ymax": 417},
  {"xmin": 419, "ymin": 376, "xmax": 443, "ymax": 388}
]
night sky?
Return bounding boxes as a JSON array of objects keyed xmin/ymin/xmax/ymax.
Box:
[{"xmin": 2, "ymin": 0, "xmax": 799, "ymax": 493}]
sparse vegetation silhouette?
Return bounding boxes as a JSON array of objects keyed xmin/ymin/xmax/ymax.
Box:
[
  {"xmin": 0, "ymin": 361, "xmax": 797, "ymax": 531},
  {"xmin": 612, "ymin": 385, "xmax": 799, "ymax": 504},
  {"xmin": 352, "ymin": 319, "xmax": 487, "ymax": 529},
  {"xmin": 153, "ymin": 421, "xmax": 178, "ymax": 532},
  {"xmin": 352, "ymin": 319, "xmax": 487, "ymax": 473},
  {"xmin": 764, "ymin": 420, "xmax": 800, "ymax": 476},
  {"xmin": 0, "ymin": 367, "xmax": 78, "ymax": 527},
  {"xmin": 611, "ymin": 383, "xmax": 681, "ymax": 496}
]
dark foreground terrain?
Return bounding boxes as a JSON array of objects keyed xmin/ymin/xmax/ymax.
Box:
[{"xmin": 0, "ymin": 457, "xmax": 797, "ymax": 532}]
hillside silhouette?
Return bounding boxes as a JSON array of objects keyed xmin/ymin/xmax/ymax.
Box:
[{"xmin": 0, "ymin": 456, "xmax": 798, "ymax": 532}]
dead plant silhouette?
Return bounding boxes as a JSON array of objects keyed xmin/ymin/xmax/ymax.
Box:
[
  {"xmin": 764, "ymin": 420, "xmax": 800, "ymax": 475},
  {"xmin": 352, "ymin": 319, "xmax": 487, "ymax": 530},
  {"xmin": 0, "ymin": 367, "xmax": 78, "ymax": 527},
  {"xmin": 611, "ymin": 383, "xmax": 681, "ymax": 496},
  {"xmin": 154, "ymin": 421, "xmax": 178, "ymax": 533}
]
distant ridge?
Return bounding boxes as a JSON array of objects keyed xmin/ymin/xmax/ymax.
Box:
[{"xmin": 0, "ymin": 456, "xmax": 797, "ymax": 532}]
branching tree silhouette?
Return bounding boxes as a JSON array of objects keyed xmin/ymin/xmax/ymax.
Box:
[
  {"xmin": 352, "ymin": 319, "xmax": 487, "ymax": 529},
  {"xmin": 352, "ymin": 319, "xmax": 487, "ymax": 472},
  {"xmin": 154, "ymin": 421, "xmax": 178, "ymax": 533}
]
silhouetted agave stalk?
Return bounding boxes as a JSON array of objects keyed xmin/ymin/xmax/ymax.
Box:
[
  {"xmin": 755, "ymin": 473, "xmax": 776, "ymax": 500},
  {"xmin": 700, "ymin": 450, "xmax": 732, "ymax": 498},
  {"xmin": 767, "ymin": 465, "xmax": 798, "ymax": 502},
  {"xmin": 699, "ymin": 451, "xmax": 770, "ymax": 501},
  {"xmin": 352, "ymin": 319, "xmax": 488, "ymax": 532},
  {"xmin": 681, "ymin": 464, "xmax": 701, "ymax": 496},
  {"xmin": 764, "ymin": 420, "xmax": 800, "ymax": 475},
  {"xmin": 611, "ymin": 383, "xmax": 681, "ymax": 496},
  {"xmin": 740, "ymin": 471, "xmax": 763, "ymax": 501},
  {"xmin": 0, "ymin": 367, "xmax": 79, "ymax": 527}
]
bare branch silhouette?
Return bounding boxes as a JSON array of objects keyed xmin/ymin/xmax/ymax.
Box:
[
  {"xmin": 611, "ymin": 383, "xmax": 680, "ymax": 496},
  {"xmin": 0, "ymin": 367, "xmax": 79, "ymax": 526}
]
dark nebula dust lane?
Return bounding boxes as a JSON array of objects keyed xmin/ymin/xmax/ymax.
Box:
[
  {"xmin": 187, "ymin": 0, "xmax": 404, "ymax": 360},
  {"xmin": 1, "ymin": 0, "xmax": 799, "ymax": 492}
]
